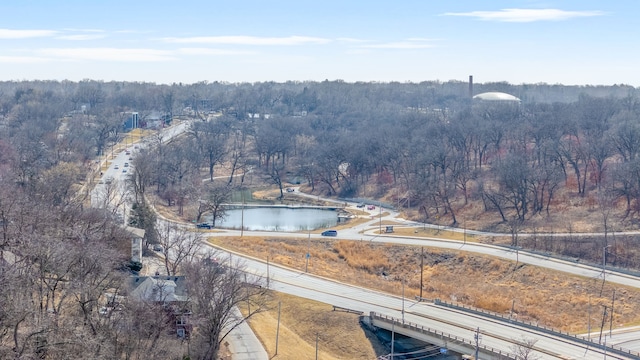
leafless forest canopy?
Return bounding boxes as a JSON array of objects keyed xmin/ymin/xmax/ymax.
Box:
[{"xmin": 1, "ymin": 79, "xmax": 640, "ymax": 358}]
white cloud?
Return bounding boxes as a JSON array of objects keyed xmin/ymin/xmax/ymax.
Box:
[
  {"xmin": 37, "ymin": 48, "xmax": 176, "ymax": 62},
  {"xmin": 0, "ymin": 56, "xmax": 51, "ymax": 63},
  {"xmin": 336, "ymin": 37, "xmax": 368, "ymax": 43},
  {"xmin": 177, "ymin": 48, "xmax": 255, "ymax": 55},
  {"xmin": 442, "ymin": 8, "xmax": 605, "ymax": 22},
  {"xmin": 360, "ymin": 39, "xmax": 435, "ymax": 49},
  {"xmin": 162, "ymin": 35, "xmax": 331, "ymax": 46},
  {"xmin": 56, "ymin": 34, "xmax": 108, "ymax": 41},
  {"xmin": 62, "ymin": 28, "xmax": 104, "ymax": 33},
  {"xmin": 0, "ymin": 29, "xmax": 57, "ymax": 39},
  {"xmin": 115, "ymin": 29, "xmax": 152, "ymax": 34}
]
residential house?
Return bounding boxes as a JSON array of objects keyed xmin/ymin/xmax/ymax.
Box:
[{"xmin": 128, "ymin": 275, "xmax": 192, "ymax": 338}]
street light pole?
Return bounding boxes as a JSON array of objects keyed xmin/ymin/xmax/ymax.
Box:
[
  {"xmin": 305, "ymin": 230, "xmax": 310, "ymax": 273},
  {"xmin": 601, "ymin": 245, "xmax": 611, "ymax": 296},
  {"xmin": 419, "ymin": 247, "xmax": 424, "ymax": 300},
  {"xmin": 402, "ymin": 279, "xmax": 405, "ymax": 324},
  {"xmin": 241, "ymin": 190, "xmax": 245, "ymax": 238},
  {"xmin": 463, "ymin": 216, "xmax": 466, "ymax": 245},
  {"xmin": 379, "ymin": 204, "xmax": 382, "ymax": 234}
]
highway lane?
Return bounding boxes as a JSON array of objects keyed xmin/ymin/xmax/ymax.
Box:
[
  {"xmin": 191, "ymin": 226, "xmax": 640, "ymax": 355},
  {"xmin": 199, "ymin": 226, "xmax": 640, "ymax": 291},
  {"xmin": 211, "ymin": 245, "xmax": 633, "ymax": 360},
  {"xmin": 92, "ymin": 121, "xmax": 640, "ymax": 357},
  {"xmin": 91, "ymin": 120, "xmax": 191, "ymax": 212}
]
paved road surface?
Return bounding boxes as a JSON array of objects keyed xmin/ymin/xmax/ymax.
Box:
[
  {"xmin": 97, "ymin": 121, "xmax": 640, "ymax": 358},
  {"xmin": 226, "ymin": 307, "xmax": 268, "ymax": 360},
  {"xmin": 210, "ymin": 245, "xmax": 634, "ymax": 360}
]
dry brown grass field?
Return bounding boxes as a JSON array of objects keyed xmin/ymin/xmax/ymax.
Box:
[
  {"xmin": 210, "ymin": 236, "xmax": 640, "ymax": 333},
  {"xmin": 239, "ymin": 291, "xmax": 385, "ymax": 359},
  {"xmin": 149, "ymin": 179, "xmax": 640, "ymax": 357}
]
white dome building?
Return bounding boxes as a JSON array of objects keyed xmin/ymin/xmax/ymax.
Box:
[{"xmin": 473, "ymin": 92, "xmax": 521, "ymax": 103}]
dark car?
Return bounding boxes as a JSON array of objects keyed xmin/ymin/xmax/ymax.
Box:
[
  {"xmin": 321, "ymin": 230, "xmax": 337, "ymax": 237},
  {"xmin": 196, "ymin": 223, "xmax": 213, "ymax": 229},
  {"xmin": 356, "ymin": 203, "xmax": 365, "ymax": 208}
]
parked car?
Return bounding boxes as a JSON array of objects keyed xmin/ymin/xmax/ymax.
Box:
[
  {"xmin": 367, "ymin": 205, "xmax": 376, "ymax": 210},
  {"xmin": 286, "ymin": 187, "xmax": 294, "ymax": 192},
  {"xmin": 124, "ymin": 162, "xmax": 129, "ymax": 167},
  {"xmin": 114, "ymin": 164, "xmax": 119, "ymax": 169},
  {"xmin": 321, "ymin": 230, "xmax": 337, "ymax": 237},
  {"xmin": 196, "ymin": 223, "xmax": 213, "ymax": 229},
  {"xmin": 153, "ymin": 244, "xmax": 163, "ymax": 252},
  {"xmin": 356, "ymin": 203, "xmax": 365, "ymax": 208}
]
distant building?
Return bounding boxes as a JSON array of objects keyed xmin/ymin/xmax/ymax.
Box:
[
  {"xmin": 123, "ymin": 112, "xmax": 139, "ymax": 131},
  {"xmin": 125, "ymin": 226, "xmax": 145, "ymax": 264},
  {"xmin": 472, "ymin": 92, "xmax": 521, "ymax": 103}
]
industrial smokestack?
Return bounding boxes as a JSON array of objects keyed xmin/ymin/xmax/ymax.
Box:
[{"xmin": 469, "ymin": 75, "xmax": 473, "ymax": 98}]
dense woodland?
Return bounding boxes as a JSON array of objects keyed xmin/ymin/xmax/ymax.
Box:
[{"xmin": 2, "ymin": 79, "xmax": 640, "ymax": 358}]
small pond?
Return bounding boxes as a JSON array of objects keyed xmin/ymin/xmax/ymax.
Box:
[{"xmin": 215, "ymin": 207, "xmax": 338, "ymax": 232}]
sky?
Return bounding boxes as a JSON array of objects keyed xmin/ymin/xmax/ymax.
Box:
[{"xmin": 0, "ymin": 0, "xmax": 637, "ymax": 86}]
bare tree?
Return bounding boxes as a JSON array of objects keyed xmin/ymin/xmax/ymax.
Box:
[
  {"xmin": 195, "ymin": 183, "xmax": 231, "ymax": 225},
  {"xmin": 510, "ymin": 336, "xmax": 540, "ymax": 360},
  {"xmin": 190, "ymin": 118, "xmax": 230, "ymax": 181},
  {"xmin": 183, "ymin": 255, "xmax": 269, "ymax": 360},
  {"xmin": 156, "ymin": 223, "xmax": 203, "ymax": 276}
]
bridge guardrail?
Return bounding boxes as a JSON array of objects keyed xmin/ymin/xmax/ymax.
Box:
[
  {"xmin": 370, "ymin": 312, "xmax": 512, "ymax": 360},
  {"xmin": 433, "ymin": 299, "xmax": 640, "ymax": 359}
]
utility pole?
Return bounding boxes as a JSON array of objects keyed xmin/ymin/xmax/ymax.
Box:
[
  {"xmin": 474, "ymin": 327, "xmax": 480, "ymax": 360},
  {"xmin": 305, "ymin": 230, "xmax": 310, "ymax": 272},
  {"xmin": 315, "ymin": 333, "xmax": 319, "ymax": 360},
  {"xmin": 588, "ymin": 295, "xmax": 591, "ymax": 337},
  {"xmin": 275, "ymin": 301, "xmax": 281, "ymax": 355},
  {"xmin": 245, "ymin": 273, "xmax": 250, "ymax": 314},
  {"xmin": 391, "ymin": 322, "xmax": 395, "ymax": 359},
  {"xmin": 240, "ymin": 190, "xmax": 244, "ymax": 237},
  {"xmin": 419, "ymin": 247, "xmax": 424, "ymax": 300},
  {"xmin": 402, "ymin": 279, "xmax": 405, "ymax": 324},
  {"xmin": 599, "ymin": 305, "xmax": 608, "ymax": 344},
  {"xmin": 379, "ymin": 205, "xmax": 382, "ymax": 234},
  {"xmin": 463, "ymin": 216, "xmax": 466, "ymax": 245},
  {"xmin": 610, "ymin": 289, "xmax": 616, "ymax": 338},
  {"xmin": 601, "ymin": 245, "xmax": 611, "ymax": 296}
]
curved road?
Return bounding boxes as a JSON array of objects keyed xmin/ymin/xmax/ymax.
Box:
[{"xmin": 94, "ymin": 121, "xmax": 640, "ymax": 359}]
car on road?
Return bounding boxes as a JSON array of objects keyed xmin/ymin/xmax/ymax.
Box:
[
  {"xmin": 321, "ymin": 230, "xmax": 337, "ymax": 237},
  {"xmin": 196, "ymin": 223, "xmax": 213, "ymax": 229},
  {"xmin": 124, "ymin": 163, "xmax": 129, "ymax": 167},
  {"xmin": 153, "ymin": 244, "xmax": 163, "ymax": 252},
  {"xmin": 114, "ymin": 164, "xmax": 119, "ymax": 169}
]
